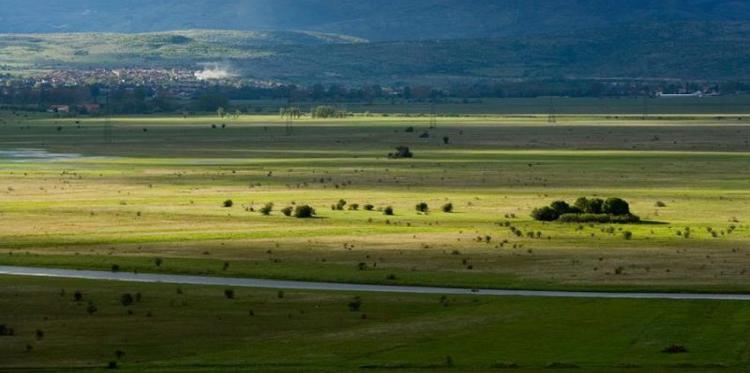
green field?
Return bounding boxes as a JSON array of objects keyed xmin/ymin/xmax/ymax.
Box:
[
  {"xmin": 1, "ymin": 113, "xmax": 750, "ymax": 292},
  {"xmin": 3, "ymin": 275, "xmax": 750, "ymax": 372},
  {"xmin": 235, "ymin": 96, "xmax": 750, "ymax": 115},
  {"xmin": 2, "ymin": 111, "xmax": 750, "ymax": 370}
]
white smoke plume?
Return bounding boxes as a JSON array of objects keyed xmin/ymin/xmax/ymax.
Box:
[{"xmin": 194, "ymin": 62, "xmax": 235, "ymax": 81}]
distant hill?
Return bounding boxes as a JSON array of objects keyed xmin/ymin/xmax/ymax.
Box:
[
  {"xmin": 3, "ymin": 23, "xmax": 750, "ymax": 85},
  {"xmin": 2, "ymin": 0, "xmax": 750, "ymax": 41}
]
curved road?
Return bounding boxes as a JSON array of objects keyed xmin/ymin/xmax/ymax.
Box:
[{"xmin": 1, "ymin": 265, "xmax": 749, "ymax": 300}]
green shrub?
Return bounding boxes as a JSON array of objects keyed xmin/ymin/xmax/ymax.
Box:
[
  {"xmin": 348, "ymin": 203, "xmax": 360, "ymax": 211},
  {"xmin": 384, "ymin": 206, "xmax": 394, "ymax": 215},
  {"xmin": 224, "ymin": 289, "xmax": 235, "ymax": 299},
  {"xmin": 575, "ymin": 197, "xmax": 604, "ymax": 214},
  {"xmin": 550, "ymin": 200, "xmax": 572, "ymax": 215},
  {"xmin": 416, "ymin": 202, "xmax": 429, "ymax": 213},
  {"xmin": 558, "ymin": 213, "xmax": 640, "ymax": 224},
  {"xmin": 259, "ymin": 203, "xmax": 274, "ymax": 215},
  {"xmin": 603, "ymin": 198, "xmax": 631, "ymax": 216},
  {"xmin": 281, "ymin": 206, "xmax": 293, "ymax": 217},
  {"xmin": 551, "ymin": 200, "xmax": 582, "ymax": 215},
  {"xmin": 294, "ymin": 205, "xmax": 316, "ymax": 218},
  {"xmin": 120, "ymin": 293, "xmax": 134, "ymax": 307},
  {"xmin": 335, "ymin": 199, "xmax": 347, "ymax": 210},
  {"xmin": 364, "ymin": 204, "xmax": 375, "ymax": 211},
  {"xmin": 531, "ymin": 206, "xmax": 559, "ymax": 222},
  {"xmin": 534, "ymin": 197, "xmax": 636, "ymax": 222},
  {"xmin": 348, "ymin": 296, "xmax": 362, "ymax": 312},
  {"xmin": 223, "ymin": 199, "xmax": 234, "ymax": 208},
  {"xmin": 442, "ymin": 203, "xmax": 453, "ymax": 213}
]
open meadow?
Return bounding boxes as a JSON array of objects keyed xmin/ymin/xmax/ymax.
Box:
[
  {"xmin": 1, "ymin": 112, "xmax": 750, "ymax": 292},
  {"xmin": 2, "ymin": 111, "xmax": 750, "ymax": 370}
]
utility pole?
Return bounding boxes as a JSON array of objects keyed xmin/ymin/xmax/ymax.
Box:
[
  {"xmin": 285, "ymin": 90, "xmax": 293, "ymax": 136},
  {"xmin": 547, "ymin": 99, "xmax": 557, "ymax": 124}
]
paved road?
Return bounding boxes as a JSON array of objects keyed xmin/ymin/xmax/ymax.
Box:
[{"xmin": 2, "ymin": 265, "xmax": 749, "ymax": 300}]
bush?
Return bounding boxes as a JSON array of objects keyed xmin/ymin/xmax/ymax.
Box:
[
  {"xmin": 120, "ymin": 293, "xmax": 135, "ymax": 307},
  {"xmin": 550, "ymin": 200, "xmax": 575, "ymax": 215},
  {"xmin": 348, "ymin": 203, "xmax": 360, "ymax": 211},
  {"xmin": 224, "ymin": 289, "xmax": 235, "ymax": 299},
  {"xmin": 533, "ymin": 197, "xmax": 637, "ymax": 223},
  {"xmin": 0, "ymin": 324, "xmax": 14, "ymax": 336},
  {"xmin": 384, "ymin": 206, "xmax": 394, "ymax": 216},
  {"xmin": 364, "ymin": 204, "xmax": 375, "ymax": 211},
  {"xmin": 388, "ymin": 146, "xmax": 413, "ymax": 159},
  {"xmin": 335, "ymin": 199, "xmax": 347, "ymax": 210},
  {"xmin": 623, "ymin": 231, "xmax": 633, "ymax": 240},
  {"xmin": 442, "ymin": 203, "xmax": 453, "ymax": 213},
  {"xmin": 415, "ymin": 202, "xmax": 429, "ymax": 213},
  {"xmin": 281, "ymin": 206, "xmax": 293, "ymax": 217},
  {"xmin": 603, "ymin": 198, "xmax": 631, "ymax": 216},
  {"xmin": 294, "ymin": 205, "xmax": 316, "ymax": 218},
  {"xmin": 223, "ymin": 199, "xmax": 234, "ymax": 208},
  {"xmin": 655, "ymin": 201, "xmax": 667, "ymax": 207},
  {"xmin": 259, "ymin": 203, "xmax": 274, "ymax": 216},
  {"xmin": 531, "ymin": 206, "xmax": 559, "ymax": 222},
  {"xmin": 662, "ymin": 344, "xmax": 687, "ymax": 354},
  {"xmin": 348, "ymin": 296, "xmax": 362, "ymax": 312},
  {"xmin": 574, "ymin": 197, "xmax": 604, "ymax": 214},
  {"xmin": 558, "ymin": 213, "xmax": 640, "ymax": 224}
]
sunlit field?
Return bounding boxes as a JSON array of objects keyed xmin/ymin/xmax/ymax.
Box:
[{"xmin": 1, "ymin": 113, "xmax": 750, "ymax": 293}]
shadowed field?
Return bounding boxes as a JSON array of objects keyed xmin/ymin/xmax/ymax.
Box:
[{"xmin": 2, "ymin": 275, "xmax": 750, "ymax": 372}]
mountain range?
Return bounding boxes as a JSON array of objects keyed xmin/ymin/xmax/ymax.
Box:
[
  {"xmin": 1, "ymin": 1, "xmax": 750, "ymax": 85},
  {"xmin": 2, "ymin": 0, "xmax": 750, "ymax": 41}
]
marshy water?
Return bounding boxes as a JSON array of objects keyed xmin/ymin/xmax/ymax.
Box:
[{"xmin": 0, "ymin": 149, "xmax": 83, "ymax": 161}]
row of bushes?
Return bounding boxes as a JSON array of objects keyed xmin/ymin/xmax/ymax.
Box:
[
  {"xmin": 532, "ymin": 197, "xmax": 639, "ymax": 223},
  {"xmin": 558, "ymin": 213, "xmax": 640, "ymax": 224}
]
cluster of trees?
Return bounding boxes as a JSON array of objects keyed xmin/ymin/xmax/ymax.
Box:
[
  {"xmin": 5, "ymin": 77, "xmax": 750, "ymax": 115},
  {"xmin": 311, "ymin": 105, "xmax": 346, "ymax": 118},
  {"xmin": 532, "ymin": 197, "xmax": 640, "ymax": 223}
]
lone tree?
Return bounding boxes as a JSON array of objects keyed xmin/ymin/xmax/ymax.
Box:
[{"xmin": 294, "ymin": 205, "xmax": 316, "ymax": 218}]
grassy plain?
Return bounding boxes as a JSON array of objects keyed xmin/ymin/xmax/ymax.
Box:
[
  {"xmin": 3, "ymin": 111, "xmax": 750, "ymax": 371},
  {"xmin": 2, "ymin": 275, "xmax": 750, "ymax": 372},
  {"xmin": 236, "ymin": 95, "xmax": 750, "ymax": 115},
  {"xmin": 0, "ymin": 112, "xmax": 749, "ymax": 292}
]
